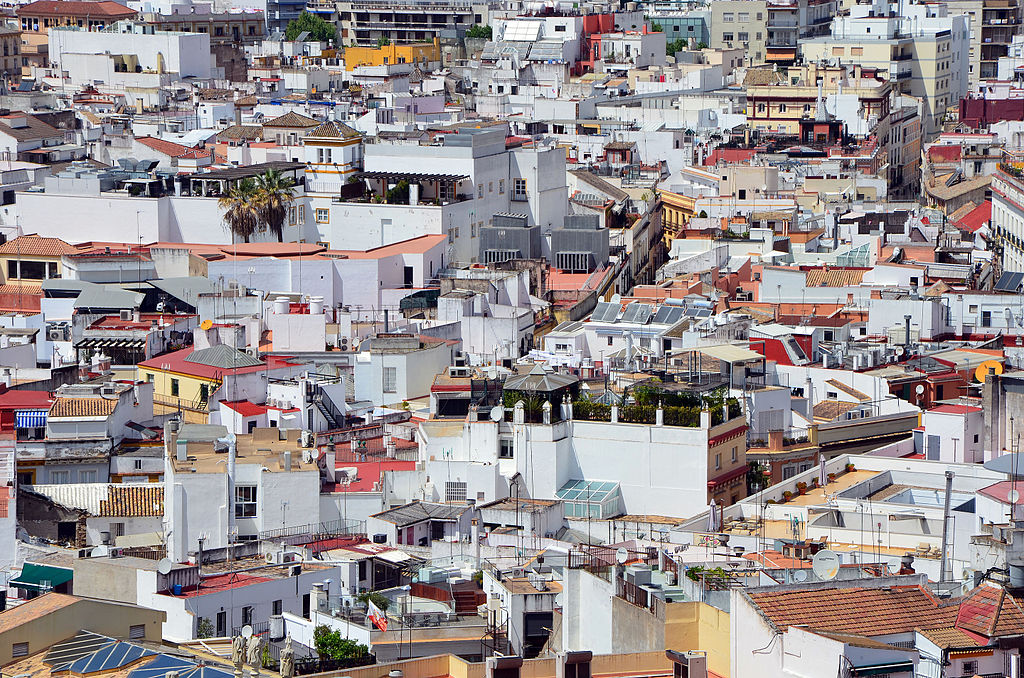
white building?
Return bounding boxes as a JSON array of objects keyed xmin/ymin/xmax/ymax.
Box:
[{"xmin": 353, "ymin": 334, "xmax": 458, "ymax": 405}]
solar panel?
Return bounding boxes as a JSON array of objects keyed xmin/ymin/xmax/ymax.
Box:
[
  {"xmin": 591, "ymin": 301, "xmax": 618, "ymax": 322},
  {"xmin": 652, "ymin": 306, "xmax": 685, "ymax": 325},
  {"xmin": 995, "ymin": 271, "xmax": 1024, "ymax": 292},
  {"xmin": 68, "ymin": 641, "xmax": 155, "ymax": 674},
  {"xmin": 129, "ymin": 655, "xmax": 193, "ymax": 678},
  {"xmin": 621, "ymin": 303, "xmax": 653, "ymax": 324},
  {"xmin": 45, "ymin": 631, "xmax": 115, "ymax": 670},
  {"xmin": 502, "ymin": 20, "xmax": 541, "ymax": 41}
]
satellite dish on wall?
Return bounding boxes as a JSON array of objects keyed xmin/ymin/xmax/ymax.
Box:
[
  {"xmin": 241, "ymin": 625, "xmax": 254, "ymax": 639},
  {"xmin": 811, "ymin": 549, "xmax": 840, "ymax": 581},
  {"xmin": 200, "ymin": 319, "xmax": 213, "ymax": 331},
  {"xmin": 615, "ymin": 547, "xmax": 629, "ymax": 564},
  {"xmin": 1009, "ymin": 489, "xmax": 1021, "ymax": 504},
  {"xmin": 793, "ymin": 569, "xmax": 808, "ymax": 583},
  {"xmin": 915, "ymin": 384, "xmax": 925, "ymax": 395},
  {"xmin": 156, "ymin": 558, "xmax": 173, "ymax": 575},
  {"xmin": 975, "ymin": 360, "xmax": 1004, "ymax": 383},
  {"xmin": 490, "ymin": 405, "xmax": 504, "ymax": 423}
]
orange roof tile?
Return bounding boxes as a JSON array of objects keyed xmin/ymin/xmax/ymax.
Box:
[
  {"xmin": 98, "ymin": 485, "xmax": 163, "ymax": 517},
  {"xmin": 956, "ymin": 583, "xmax": 1024, "ymax": 638},
  {"xmin": 49, "ymin": 397, "xmax": 118, "ymax": 418},
  {"xmin": 0, "ymin": 235, "xmax": 78, "ymax": 257},
  {"xmin": 806, "ymin": 268, "xmax": 866, "ymax": 287},
  {"xmin": 747, "ymin": 585, "xmax": 953, "ymax": 635},
  {"xmin": 0, "ymin": 592, "xmax": 79, "ymax": 634},
  {"xmin": 0, "ymin": 282, "xmax": 42, "ymax": 312}
]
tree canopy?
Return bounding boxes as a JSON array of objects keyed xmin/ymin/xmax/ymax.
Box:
[
  {"xmin": 466, "ymin": 24, "xmax": 492, "ymax": 39},
  {"xmin": 285, "ymin": 12, "xmax": 336, "ymax": 44}
]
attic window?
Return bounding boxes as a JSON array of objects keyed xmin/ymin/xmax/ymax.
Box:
[{"xmin": 13, "ymin": 643, "xmax": 28, "ymax": 658}]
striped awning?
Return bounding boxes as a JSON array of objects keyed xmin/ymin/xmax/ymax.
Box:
[{"xmin": 15, "ymin": 410, "xmax": 47, "ymax": 428}]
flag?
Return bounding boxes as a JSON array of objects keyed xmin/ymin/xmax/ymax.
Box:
[{"xmin": 366, "ymin": 599, "xmax": 388, "ymax": 632}]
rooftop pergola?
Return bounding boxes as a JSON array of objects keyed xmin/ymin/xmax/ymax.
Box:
[
  {"xmin": 187, "ymin": 161, "xmax": 304, "ymax": 197},
  {"xmin": 353, "ymin": 170, "xmax": 470, "ymax": 204}
]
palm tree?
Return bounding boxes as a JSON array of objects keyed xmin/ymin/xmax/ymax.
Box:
[
  {"xmin": 218, "ymin": 178, "xmax": 261, "ymax": 243},
  {"xmin": 254, "ymin": 169, "xmax": 296, "ymax": 242}
]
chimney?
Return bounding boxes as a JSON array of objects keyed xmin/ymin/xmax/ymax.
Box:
[
  {"xmin": 165, "ymin": 418, "xmax": 183, "ymax": 462},
  {"xmin": 310, "ymin": 583, "xmax": 327, "ymax": 616},
  {"xmin": 556, "ymin": 652, "xmax": 592, "ymax": 678},
  {"xmin": 283, "ymin": 450, "xmax": 292, "ymax": 471}
]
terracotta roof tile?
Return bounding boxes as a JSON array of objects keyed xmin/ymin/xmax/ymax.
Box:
[
  {"xmin": 0, "ymin": 282, "xmax": 42, "ymax": 312},
  {"xmin": 918, "ymin": 626, "xmax": 985, "ymax": 649},
  {"xmin": 806, "ymin": 268, "xmax": 866, "ymax": 287},
  {"xmin": 0, "ymin": 592, "xmax": 79, "ymax": 634},
  {"xmin": 98, "ymin": 485, "xmax": 163, "ymax": 517},
  {"xmin": 748, "ymin": 585, "xmax": 953, "ymax": 636},
  {"xmin": 264, "ymin": 111, "xmax": 318, "ymax": 128},
  {"xmin": 812, "ymin": 400, "xmax": 859, "ymax": 421},
  {"xmin": 135, "ymin": 136, "xmax": 191, "ymax": 158},
  {"xmin": 0, "ymin": 235, "xmax": 77, "ymax": 257},
  {"xmin": 216, "ymin": 125, "xmax": 263, "ymax": 142},
  {"xmin": 17, "ymin": 0, "xmax": 136, "ymax": 17},
  {"xmin": 956, "ymin": 583, "xmax": 1024, "ymax": 638},
  {"xmin": 49, "ymin": 397, "xmax": 118, "ymax": 418}
]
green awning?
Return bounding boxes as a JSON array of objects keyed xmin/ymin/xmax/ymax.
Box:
[
  {"xmin": 10, "ymin": 562, "xmax": 74, "ymax": 591},
  {"xmin": 851, "ymin": 662, "xmax": 915, "ymax": 677}
]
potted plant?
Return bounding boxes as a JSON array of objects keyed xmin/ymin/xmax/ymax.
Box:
[
  {"xmin": 827, "ymin": 473, "xmax": 837, "ymax": 482},
  {"xmin": 782, "ymin": 490, "xmax": 793, "ymax": 502},
  {"xmin": 796, "ymin": 482, "xmax": 808, "ymax": 495},
  {"xmin": 845, "ymin": 463, "xmax": 856, "ymax": 473}
]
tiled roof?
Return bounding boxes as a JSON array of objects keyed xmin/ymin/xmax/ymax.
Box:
[
  {"xmin": 806, "ymin": 268, "xmax": 866, "ymax": 287},
  {"xmin": 0, "ymin": 234, "xmax": 77, "ymax": 257},
  {"xmin": 928, "ymin": 145, "xmax": 962, "ymax": 163},
  {"xmin": 956, "ymin": 583, "xmax": 1024, "ymax": 638},
  {"xmin": 17, "ymin": 0, "xmax": 136, "ymax": 17},
  {"xmin": 99, "ymin": 484, "xmax": 163, "ymax": 517},
  {"xmin": 216, "ymin": 125, "xmax": 263, "ymax": 142},
  {"xmin": 135, "ymin": 136, "xmax": 191, "ymax": 158},
  {"xmin": 0, "ymin": 592, "xmax": 79, "ymax": 634},
  {"xmin": 812, "ymin": 399, "xmax": 859, "ymax": 421},
  {"xmin": 49, "ymin": 397, "xmax": 118, "ymax": 418},
  {"xmin": 825, "ymin": 379, "xmax": 871, "ymax": 402},
  {"xmin": 918, "ymin": 626, "xmax": 985, "ymax": 649},
  {"xmin": 743, "ymin": 68, "xmax": 784, "ymax": 86},
  {"xmin": 0, "ymin": 114, "xmax": 64, "ymax": 142},
  {"xmin": 0, "ymin": 282, "xmax": 43, "ymax": 313},
  {"xmin": 747, "ymin": 585, "xmax": 953, "ymax": 635},
  {"xmin": 175, "ymin": 148, "xmax": 212, "ymax": 160},
  {"xmin": 956, "ymin": 200, "xmax": 991, "ymax": 233},
  {"xmin": 307, "ymin": 120, "xmax": 360, "ymax": 139},
  {"xmin": 264, "ymin": 111, "xmax": 318, "ymax": 128}
]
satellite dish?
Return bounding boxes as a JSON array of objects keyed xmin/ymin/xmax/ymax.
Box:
[
  {"xmin": 895, "ymin": 346, "xmax": 905, "ymax": 356},
  {"xmin": 811, "ymin": 549, "xmax": 840, "ymax": 581},
  {"xmin": 200, "ymin": 319, "xmax": 213, "ymax": 331},
  {"xmin": 1009, "ymin": 489, "xmax": 1021, "ymax": 504},
  {"xmin": 490, "ymin": 405, "xmax": 504, "ymax": 423},
  {"xmin": 156, "ymin": 558, "xmax": 173, "ymax": 575},
  {"xmin": 241, "ymin": 625, "xmax": 254, "ymax": 639},
  {"xmin": 975, "ymin": 360, "xmax": 1004, "ymax": 383},
  {"xmin": 615, "ymin": 547, "xmax": 629, "ymax": 564},
  {"xmin": 915, "ymin": 384, "xmax": 925, "ymax": 395},
  {"xmin": 793, "ymin": 569, "xmax": 808, "ymax": 582}
]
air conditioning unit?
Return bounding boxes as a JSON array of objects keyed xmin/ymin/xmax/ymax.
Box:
[
  {"xmin": 266, "ymin": 550, "xmax": 284, "ymax": 565},
  {"xmin": 338, "ymin": 336, "xmax": 351, "ymax": 351},
  {"xmin": 120, "ymin": 310, "xmax": 132, "ymax": 321},
  {"xmin": 48, "ymin": 328, "xmax": 65, "ymax": 341},
  {"xmin": 108, "ymin": 547, "xmax": 125, "ymax": 558}
]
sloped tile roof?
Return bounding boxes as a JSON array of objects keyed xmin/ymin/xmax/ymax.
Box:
[
  {"xmin": 956, "ymin": 583, "xmax": 1024, "ymax": 638},
  {"xmin": 49, "ymin": 397, "xmax": 118, "ymax": 418},
  {"xmin": 184, "ymin": 343, "xmax": 263, "ymax": 369},
  {"xmin": 0, "ymin": 234, "xmax": 77, "ymax": 257},
  {"xmin": 0, "ymin": 114, "xmax": 64, "ymax": 142},
  {"xmin": 99, "ymin": 484, "xmax": 163, "ymax": 517},
  {"xmin": 747, "ymin": 585, "xmax": 953, "ymax": 636},
  {"xmin": 0, "ymin": 282, "xmax": 43, "ymax": 312},
  {"xmin": 307, "ymin": 120, "xmax": 360, "ymax": 139},
  {"xmin": 17, "ymin": 0, "xmax": 136, "ymax": 17},
  {"xmin": 812, "ymin": 400, "xmax": 859, "ymax": 421},
  {"xmin": 918, "ymin": 626, "xmax": 984, "ymax": 649},
  {"xmin": 216, "ymin": 125, "xmax": 263, "ymax": 142},
  {"xmin": 135, "ymin": 136, "xmax": 191, "ymax": 158},
  {"xmin": 806, "ymin": 268, "xmax": 866, "ymax": 287},
  {"xmin": 264, "ymin": 111, "xmax": 318, "ymax": 128}
]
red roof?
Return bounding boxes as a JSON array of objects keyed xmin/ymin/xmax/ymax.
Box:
[
  {"xmin": 928, "ymin": 145, "xmax": 962, "ymax": 163},
  {"xmin": 978, "ymin": 481, "xmax": 1024, "ymax": 506},
  {"xmin": 175, "ymin": 572, "xmax": 272, "ymax": 598},
  {"xmin": 0, "ymin": 387, "xmax": 52, "ymax": 411},
  {"xmin": 0, "ymin": 283, "xmax": 42, "ymax": 313},
  {"xmin": 956, "ymin": 201, "xmax": 991, "ymax": 233},
  {"xmin": 17, "ymin": 0, "xmax": 136, "ymax": 16},
  {"xmin": 704, "ymin": 147, "xmax": 760, "ymax": 166},
  {"xmin": 929, "ymin": 404, "xmax": 982, "ymax": 415},
  {"xmin": 956, "ymin": 584, "xmax": 1024, "ymax": 638},
  {"xmin": 332, "ymin": 460, "xmax": 416, "ymax": 492},
  {"xmin": 135, "ymin": 136, "xmax": 194, "ymax": 158},
  {"xmin": 221, "ymin": 400, "xmax": 268, "ymax": 417}
]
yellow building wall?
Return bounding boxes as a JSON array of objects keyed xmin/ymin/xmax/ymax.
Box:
[
  {"xmin": 137, "ymin": 367, "xmax": 219, "ymax": 407},
  {"xmin": 344, "ymin": 39, "xmax": 440, "ymax": 69},
  {"xmin": 0, "ymin": 254, "xmax": 64, "ymax": 285},
  {"xmin": 665, "ymin": 601, "xmax": 731, "ymax": 678}
]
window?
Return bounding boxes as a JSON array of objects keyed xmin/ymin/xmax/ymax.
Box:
[
  {"xmin": 315, "ymin": 208, "xmax": 329, "ymax": 223},
  {"xmin": 80, "ymin": 470, "xmax": 97, "ymax": 483},
  {"xmin": 111, "ymin": 522, "xmax": 125, "ymax": 537},
  {"xmin": 134, "ymin": 459, "xmax": 143, "ymax": 470},
  {"xmin": 499, "ymin": 438, "xmax": 514, "ymax": 459},
  {"xmin": 851, "ymin": 47, "xmax": 863, "ymax": 56},
  {"xmin": 722, "ymin": 32, "xmax": 734, "ymax": 41},
  {"xmin": 512, "ymin": 178, "xmax": 527, "ymax": 201},
  {"xmin": 383, "ymin": 366, "xmax": 397, "ymax": 393},
  {"xmin": 12, "ymin": 643, "xmax": 28, "ymax": 658},
  {"xmin": 738, "ymin": 31, "xmax": 748, "ymax": 41},
  {"xmin": 714, "ymin": 453, "xmax": 721, "ymax": 470},
  {"xmin": 722, "ymin": 12, "xmax": 734, "ymax": 21},
  {"xmin": 555, "ymin": 24, "xmax": 566, "ymax": 31},
  {"xmin": 982, "ymin": 310, "xmax": 992, "ymax": 327},
  {"xmin": 738, "ymin": 12, "xmax": 749, "ymax": 22},
  {"xmin": 969, "ymin": 304, "xmax": 978, "ymax": 313},
  {"xmin": 273, "ymin": 600, "xmax": 283, "ymax": 616},
  {"xmin": 50, "ymin": 470, "xmax": 70, "ymax": 484},
  {"xmin": 170, "ymin": 378, "xmax": 179, "ymax": 397},
  {"xmin": 242, "ymin": 606, "xmax": 253, "ymax": 626},
  {"xmin": 478, "ymin": 184, "xmax": 484, "ymax": 199},
  {"xmin": 499, "ymin": 179, "xmax": 505, "ymax": 194},
  {"xmin": 445, "ymin": 481, "xmax": 467, "ymax": 503},
  {"xmin": 235, "ymin": 485, "xmax": 257, "ymax": 517},
  {"xmin": 607, "ymin": 336, "xmax": 614, "ymax": 346},
  {"xmin": 289, "ymin": 206, "xmax": 297, "ymax": 225},
  {"xmin": 731, "ymin": 446, "xmax": 738, "ymax": 463},
  {"xmin": 962, "ymin": 661, "xmax": 978, "ymax": 676},
  {"xmin": 129, "ymin": 624, "xmax": 145, "ymax": 640},
  {"xmin": 974, "ymin": 434, "xmax": 980, "ymax": 443}
]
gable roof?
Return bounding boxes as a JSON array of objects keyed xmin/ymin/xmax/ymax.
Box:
[
  {"xmin": 216, "ymin": 125, "xmax": 263, "ymax": 142},
  {"xmin": 135, "ymin": 136, "xmax": 196, "ymax": 158},
  {"xmin": 955, "ymin": 200, "xmax": 991, "ymax": 233},
  {"xmin": 264, "ymin": 111, "xmax": 318, "ymax": 128},
  {"xmin": 49, "ymin": 397, "xmax": 118, "ymax": 418},
  {"xmin": 568, "ymin": 169, "xmax": 629, "ymax": 203},
  {"xmin": 747, "ymin": 584, "xmax": 953, "ymax": 636},
  {"xmin": 0, "ymin": 592, "xmax": 79, "ymax": 633}
]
